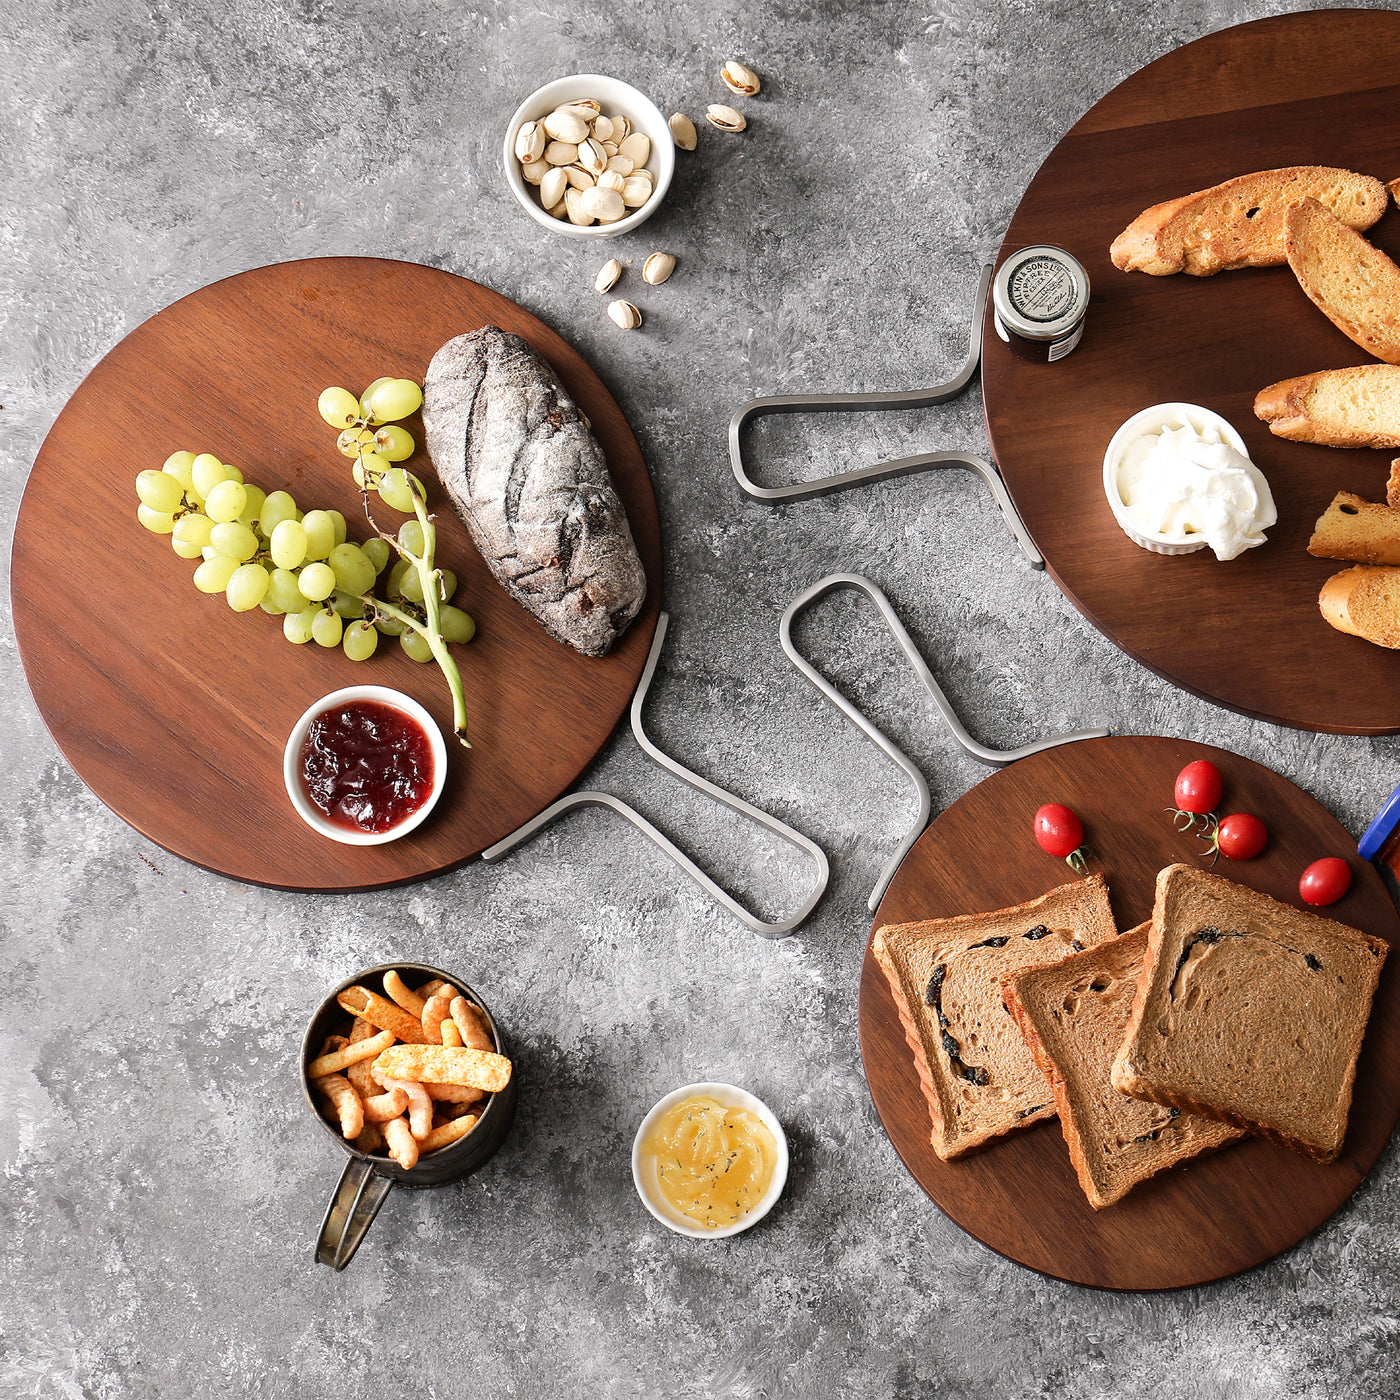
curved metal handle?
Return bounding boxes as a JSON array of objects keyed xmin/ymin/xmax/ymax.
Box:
[
  {"xmin": 316, "ymin": 1155, "xmax": 394, "ymax": 1270},
  {"xmin": 482, "ymin": 613, "xmax": 829, "ymax": 939},
  {"xmin": 781, "ymin": 573, "xmax": 1109, "ymax": 913}
]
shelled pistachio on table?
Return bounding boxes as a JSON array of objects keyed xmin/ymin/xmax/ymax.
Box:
[{"xmin": 514, "ymin": 100, "xmax": 656, "ymax": 226}]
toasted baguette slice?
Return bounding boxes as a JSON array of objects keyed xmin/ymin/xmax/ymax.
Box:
[
  {"xmin": 1389, "ymin": 177, "xmax": 1400, "ymax": 210},
  {"xmin": 1111, "ymin": 167, "xmax": 1387, "ymax": 277},
  {"xmin": 872, "ymin": 875, "xmax": 1118, "ymax": 1161},
  {"xmin": 1308, "ymin": 491, "xmax": 1400, "ymax": 565},
  {"xmin": 1254, "ymin": 365, "xmax": 1400, "ymax": 447},
  {"xmin": 1110, "ymin": 866, "xmax": 1387, "ymax": 1164},
  {"xmin": 1285, "ymin": 198, "xmax": 1400, "ymax": 364},
  {"xmin": 1319, "ymin": 565, "xmax": 1400, "ymax": 647},
  {"xmin": 1003, "ymin": 924, "xmax": 1243, "ymax": 1209}
]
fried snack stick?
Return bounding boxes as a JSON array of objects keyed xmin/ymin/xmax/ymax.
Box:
[
  {"xmin": 416, "ymin": 979, "xmax": 458, "ymax": 1000},
  {"xmin": 440, "ymin": 1019, "xmax": 464, "ymax": 1048},
  {"xmin": 384, "ymin": 1115, "xmax": 419, "ymax": 1170},
  {"xmin": 337, "ymin": 986, "xmax": 432, "ymax": 1044},
  {"xmin": 374, "ymin": 1073, "xmax": 434, "ymax": 1140},
  {"xmin": 424, "ymin": 1082, "xmax": 484, "ymax": 1104},
  {"xmin": 374, "ymin": 1044, "xmax": 512, "ymax": 1092},
  {"xmin": 420, "ymin": 1113, "xmax": 480, "ymax": 1154},
  {"xmin": 449, "ymin": 997, "xmax": 494, "ymax": 1052},
  {"xmin": 352, "ymin": 1122, "xmax": 384, "ymax": 1153},
  {"xmin": 306, "ymin": 1029, "xmax": 395, "ymax": 1079},
  {"xmin": 422, "ymin": 993, "xmax": 454, "ymax": 1044},
  {"xmin": 363, "ymin": 1087, "xmax": 410, "ymax": 1123},
  {"xmin": 383, "ymin": 970, "xmax": 426, "ymax": 1018},
  {"xmin": 313, "ymin": 1072, "xmax": 365, "ymax": 1140},
  {"xmin": 346, "ymin": 1017, "xmax": 388, "ymax": 1100}
]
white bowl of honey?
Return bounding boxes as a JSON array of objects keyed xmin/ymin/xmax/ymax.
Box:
[{"xmin": 631, "ymin": 1082, "xmax": 788, "ymax": 1239}]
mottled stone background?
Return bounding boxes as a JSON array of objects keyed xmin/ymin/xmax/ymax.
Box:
[{"xmin": 3, "ymin": 1, "xmax": 1399, "ymax": 1396}]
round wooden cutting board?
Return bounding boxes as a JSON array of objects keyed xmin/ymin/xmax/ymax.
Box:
[
  {"xmin": 859, "ymin": 735, "xmax": 1400, "ymax": 1290},
  {"xmin": 11, "ymin": 258, "xmax": 661, "ymax": 891},
  {"xmin": 982, "ymin": 9, "xmax": 1400, "ymax": 734}
]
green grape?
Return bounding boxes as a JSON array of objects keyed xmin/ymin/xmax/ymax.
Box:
[
  {"xmin": 377, "ymin": 468, "xmax": 413, "ymax": 513},
  {"xmin": 329, "ymin": 588, "xmax": 366, "ymax": 620},
  {"xmin": 399, "ymin": 566, "xmax": 425, "ymax": 603},
  {"xmin": 318, "ymin": 386, "xmax": 361, "ymax": 428},
  {"xmin": 301, "ymin": 510, "xmax": 336, "ymax": 561},
  {"xmin": 260, "ymin": 595, "xmax": 286, "ymax": 617},
  {"xmin": 223, "ymin": 464, "xmax": 244, "ymax": 485},
  {"xmin": 192, "ymin": 453, "xmax": 229, "ymax": 498},
  {"xmin": 398, "ymin": 519, "xmax": 426, "ymax": 556},
  {"xmin": 373, "ymin": 425, "xmax": 415, "ymax": 462},
  {"xmin": 172, "ymin": 512, "xmax": 213, "ymax": 548},
  {"xmin": 210, "ymin": 521, "xmax": 259, "ymax": 561},
  {"xmin": 357, "ymin": 450, "xmax": 392, "ymax": 481},
  {"xmin": 437, "ymin": 568, "xmax": 457, "ymax": 602},
  {"xmin": 204, "ymin": 479, "xmax": 248, "ymax": 524},
  {"xmin": 400, "ymin": 629, "xmax": 433, "ymax": 663},
  {"xmin": 137, "ymin": 504, "xmax": 175, "ymax": 534},
  {"xmin": 172, "ymin": 535, "xmax": 205, "ymax": 560},
  {"xmin": 137, "ymin": 469, "xmax": 185, "ymax": 513},
  {"xmin": 359, "ymin": 377, "xmax": 392, "ymax": 419},
  {"xmin": 362, "ymin": 537, "xmax": 391, "ymax": 575},
  {"xmin": 266, "ymin": 567, "xmax": 305, "ymax": 613},
  {"xmin": 386, "ymin": 558, "xmax": 411, "ymax": 600},
  {"xmin": 193, "ymin": 554, "xmax": 240, "ymax": 593},
  {"xmin": 366, "ymin": 378, "xmax": 423, "ymax": 423},
  {"xmin": 260, "ymin": 490, "xmax": 298, "ymax": 536},
  {"xmin": 237, "ymin": 484, "xmax": 266, "ymax": 528},
  {"xmin": 337, "ymin": 427, "xmax": 375, "ymax": 458},
  {"xmin": 439, "ymin": 605, "xmax": 476, "ymax": 645},
  {"xmin": 298, "ymin": 561, "xmax": 336, "ymax": 601},
  {"xmin": 162, "ymin": 451, "xmax": 197, "ymax": 491},
  {"xmin": 270, "ymin": 519, "xmax": 308, "ymax": 570},
  {"xmin": 284, "ymin": 607, "xmax": 316, "ymax": 644},
  {"xmin": 373, "ymin": 611, "xmax": 408, "ymax": 636},
  {"xmin": 311, "ymin": 607, "xmax": 343, "ymax": 647},
  {"xmin": 327, "ymin": 509, "xmax": 347, "ymax": 547},
  {"xmin": 226, "ymin": 562, "xmax": 270, "ymax": 612},
  {"xmin": 343, "ymin": 620, "xmax": 379, "ymax": 661},
  {"xmin": 201, "ymin": 546, "xmax": 220, "ymax": 561},
  {"xmin": 328, "ymin": 542, "xmax": 375, "ymax": 595}
]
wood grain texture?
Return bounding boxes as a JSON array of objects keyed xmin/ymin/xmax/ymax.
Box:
[
  {"xmin": 10, "ymin": 257, "xmax": 661, "ymax": 890},
  {"xmin": 982, "ymin": 9, "xmax": 1400, "ymax": 734},
  {"xmin": 859, "ymin": 736, "xmax": 1400, "ymax": 1291}
]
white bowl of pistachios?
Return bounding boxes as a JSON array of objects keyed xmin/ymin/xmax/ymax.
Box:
[{"xmin": 504, "ymin": 74, "xmax": 675, "ymax": 240}]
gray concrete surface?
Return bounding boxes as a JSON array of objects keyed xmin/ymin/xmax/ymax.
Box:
[{"xmin": 3, "ymin": 1, "xmax": 1400, "ymax": 1396}]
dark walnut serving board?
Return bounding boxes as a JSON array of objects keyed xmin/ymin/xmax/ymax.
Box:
[
  {"xmin": 11, "ymin": 257, "xmax": 661, "ymax": 891},
  {"xmin": 982, "ymin": 9, "xmax": 1400, "ymax": 734},
  {"xmin": 859, "ymin": 736, "xmax": 1400, "ymax": 1291}
]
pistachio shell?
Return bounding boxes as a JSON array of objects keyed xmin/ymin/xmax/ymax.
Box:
[
  {"xmin": 621, "ymin": 176, "xmax": 653, "ymax": 208},
  {"xmin": 595, "ymin": 258, "xmax": 623, "ymax": 293},
  {"xmin": 543, "ymin": 109, "xmax": 590, "ymax": 143},
  {"xmin": 721, "ymin": 60, "xmax": 761, "ymax": 96},
  {"xmin": 578, "ymin": 137, "xmax": 607, "ymax": 177},
  {"xmin": 520, "ymin": 158, "xmax": 549, "ymax": 185},
  {"xmin": 539, "ymin": 167, "xmax": 568, "ymax": 208},
  {"xmin": 706, "ymin": 104, "xmax": 746, "ymax": 132},
  {"xmin": 543, "ymin": 140, "xmax": 578, "ymax": 165},
  {"xmin": 598, "ymin": 170, "xmax": 626, "ymax": 194},
  {"xmin": 592, "ymin": 115, "xmax": 614, "ymax": 142},
  {"xmin": 564, "ymin": 166, "xmax": 595, "ymax": 190},
  {"xmin": 643, "ymin": 251, "xmax": 676, "ymax": 285},
  {"xmin": 607, "ymin": 300, "xmax": 642, "ymax": 329},
  {"xmin": 618, "ymin": 132, "xmax": 651, "ymax": 166},
  {"xmin": 564, "ymin": 187, "xmax": 595, "ymax": 226},
  {"xmin": 668, "ymin": 113, "xmax": 698, "ymax": 151},
  {"xmin": 562, "ymin": 99, "xmax": 601, "ymax": 117},
  {"xmin": 579, "ymin": 185, "xmax": 626, "ymax": 222},
  {"xmin": 604, "ymin": 154, "xmax": 635, "ymax": 176},
  {"xmin": 514, "ymin": 120, "xmax": 546, "ymax": 163}
]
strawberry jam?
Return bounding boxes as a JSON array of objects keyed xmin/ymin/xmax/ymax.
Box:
[{"xmin": 301, "ymin": 700, "xmax": 435, "ymax": 833}]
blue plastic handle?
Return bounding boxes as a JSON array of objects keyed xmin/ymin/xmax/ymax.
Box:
[{"xmin": 1359, "ymin": 781, "xmax": 1400, "ymax": 862}]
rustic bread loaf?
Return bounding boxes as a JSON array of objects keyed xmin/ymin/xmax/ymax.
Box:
[
  {"xmin": 1110, "ymin": 865, "xmax": 1387, "ymax": 1164},
  {"xmin": 1308, "ymin": 491, "xmax": 1400, "ymax": 565},
  {"xmin": 1254, "ymin": 365, "xmax": 1400, "ymax": 447},
  {"xmin": 1111, "ymin": 167, "xmax": 1387, "ymax": 277},
  {"xmin": 1285, "ymin": 198, "xmax": 1400, "ymax": 364},
  {"xmin": 1318, "ymin": 565, "xmax": 1400, "ymax": 647},
  {"xmin": 1003, "ymin": 923, "xmax": 1243, "ymax": 1209},
  {"xmin": 872, "ymin": 875, "xmax": 1118, "ymax": 1161}
]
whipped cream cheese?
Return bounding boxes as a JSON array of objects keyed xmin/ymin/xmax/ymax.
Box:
[{"xmin": 1108, "ymin": 409, "xmax": 1276, "ymax": 561}]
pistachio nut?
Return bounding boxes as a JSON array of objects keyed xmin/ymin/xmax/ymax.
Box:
[
  {"xmin": 643, "ymin": 251, "xmax": 676, "ymax": 285},
  {"xmin": 543, "ymin": 109, "xmax": 590, "ymax": 144},
  {"xmin": 547, "ymin": 197, "xmax": 569, "ymax": 220},
  {"xmin": 601, "ymin": 140, "xmax": 620, "ymax": 157},
  {"xmin": 563, "ymin": 99, "xmax": 601, "ymax": 117},
  {"xmin": 598, "ymin": 169, "xmax": 626, "ymax": 193},
  {"xmin": 514, "ymin": 120, "xmax": 546, "ymax": 163},
  {"xmin": 592, "ymin": 114, "xmax": 615, "ymax": 142},
  {"xmin": 605, "ymin": 154, "xmax": 634, "ymax": 176},
  {"xmin": 539, "ymin": 167, "xmax": 568, "ymax": 208},
  {"xmin": 721, "ymin": 60, "xmax": 761, "ymax": 96},
  {"xmin": 612, "ymin": 114, "xmax": 631, "ymax": 142},
  {"xmin": 579, "ymin": 185, "xmax": 626, "ymax": 222},
  {"xmin": 579, "ymin": 137, "xmax": 607, "ymax": 177},
  {"xmin": 565, "ymin": 166, "xmax": 596, "ymax": 190},
  {"xmin": 618, "ymin": 132, "xmax": 651, "ymax": 167},
  {"xmin": 564, "ymin": 187, "xmax": 595, "ymax": 226},
  {"xmin": 706, "ymin": 104, "xmax": 747, "ymax": 132},
  {"xmin": 520, "ymin": 158, "xmax": 549, "ymax": 185},
  {"xmin": 595, "ymin": 258, "xmax": 623, "ymax": 294},
  {"xmin": 543, "ymin": 140, "xmax": 579, "ymax": 165},
  {"xmin": 668, "ymin": 113, "xmax": 698, "ymax": 151},
  {"xmin": 620, "ymin": 175, "xmax": 653, "ymax": 208},
  {"xmin": 607, "ymin": 300, "xmax": 642, "ymax": 330}
]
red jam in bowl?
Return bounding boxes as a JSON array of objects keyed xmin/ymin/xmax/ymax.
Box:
[{"xmin": 300, "ymin": 700, "xmax": 435, "ymax": 834}]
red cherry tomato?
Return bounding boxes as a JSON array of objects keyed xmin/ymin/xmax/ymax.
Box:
[
  {"xmin": 1300, "ymin": 857, "xmax": 1351, "ymax": 906},
  {"xmin": 1034, "ymin": 803, "xmax": 1084, "ymax": 859},
  {"xmin": 1216, "ymin": 812, "xmax": 1268, "ymax": 861},
  {"xmin": 1174, "ymin": 760, "xmax": 1223, "ymax": 816}
]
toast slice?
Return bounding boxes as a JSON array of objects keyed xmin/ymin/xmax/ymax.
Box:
[
  {"xmin": 1003, "ymin": 924, "xmax": 1243, "ymax": 1209},
  {"xmin": 872, "ymin": 875, "xmax": 1118, "ymax": 1161},
  {"xmin": 1111, "ymin": 167, "xmax": 1387, "ymax": 277},
  {"xmin": 1254, "ymin": 365, "xmax": 1400, "ymax": 448},
  {"xmin": 1110, "ymin": 866, "xmax": 1388, "ymax": 1164},
  {"xmin": 1318, "ymin": 565, "xmax": 1400, "ymax": 647},
  {"xmin": 1308, "ymin": 491, "xmax": 1400, "ymax": 565},
  {"xmin": 1285, "ymin": 198, "xmax": 1400, "ymax": 364}
]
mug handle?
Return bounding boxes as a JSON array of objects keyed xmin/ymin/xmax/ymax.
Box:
[{"xmin": 316, "ymin": 1156, "xmax": 395, "ymax": 1270}]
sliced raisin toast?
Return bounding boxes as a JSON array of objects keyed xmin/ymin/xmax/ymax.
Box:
[
  {"xmin": 1111, "ymin": 865, "xmax": 1388, "ymax": 1164},
  {"xmin": 872, "ymin": 875, "xmax": 1118, "ymax": 1161},
  {"xmin": 1003, "ymin": 924, "xmax": 1243, "ymax": 1209}
]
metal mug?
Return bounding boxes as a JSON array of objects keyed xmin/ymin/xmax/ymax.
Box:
[{"xmin": 301, "ymin": 961, "xmax": 518, "ymax": 1269}]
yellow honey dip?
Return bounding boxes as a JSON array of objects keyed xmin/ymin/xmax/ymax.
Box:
[{"xmin": 642, "ymin": 1095, "xmax": 778, "ymax": 1229}]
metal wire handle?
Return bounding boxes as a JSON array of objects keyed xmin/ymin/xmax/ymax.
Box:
[
  {"xmin": 482, "ymin": 612, "xmax": 830, "ymax": 939},
  {"xmin": 781, "ymin": 573, "xmax": 1109, "ymax": 913}
]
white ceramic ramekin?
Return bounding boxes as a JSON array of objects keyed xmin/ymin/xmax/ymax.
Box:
[
  {"xmin": 503, "ymin": 74, "xmax": 675, "ymax": 240},
  {"xmin": 1102, "ymin": 402, "xmax": 1255, "ymax": 556},
  {"xmin": 631, "ymin": 1081, "xmax": 789, "ymax": 1240},
  {"xmin": 284, "ymin": 685, "xmax": 447, "ymax": 845}
]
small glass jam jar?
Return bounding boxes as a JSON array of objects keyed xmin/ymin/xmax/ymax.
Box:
[{"xmin": 992, "ymin": 245, "xmax": 1091, "ymax": 364}]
